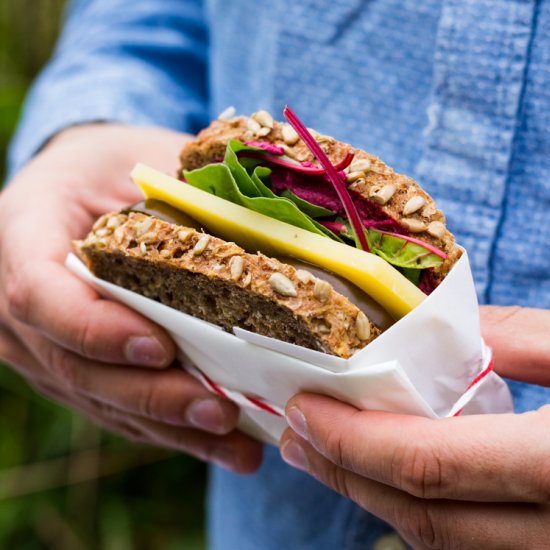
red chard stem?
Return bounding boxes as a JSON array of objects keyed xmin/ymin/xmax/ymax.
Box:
[{"xmin": 283, "ymin": 105, "xmax": 370, "ymax": 252}]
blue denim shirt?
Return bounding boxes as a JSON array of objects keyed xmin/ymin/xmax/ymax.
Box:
[{"xmin": 9, "ymin": 1, "xmax": 550, "ymax": 548}]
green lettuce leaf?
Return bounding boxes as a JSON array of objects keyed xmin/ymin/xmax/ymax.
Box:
[
  {"xmin": 250, "ymin": 166, "xmax": 274, "ymax": 198},
  {"xmin": 183, "ymin": 141, "xmax": 342, "ymax": 241},
  {"xmin": 333, "ymin": 217, "xmax": 442, "ymax": 269},
  {"xmin": 366, "ymin": 230, "xmax": 443, "ymax": 269},
  {"xmin": 183, "ymin": 140, "xmax": 442, "ymax": 273}
]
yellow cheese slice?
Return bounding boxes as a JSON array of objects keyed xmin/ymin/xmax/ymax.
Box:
[{"xmin": 131, "ymin": 164, "xmax": 426, "ymax": 319}]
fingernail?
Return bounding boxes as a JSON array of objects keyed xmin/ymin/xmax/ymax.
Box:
[
  {"xmin": 286, "ymin": 406, "xmax": 308, "ymax": 440},
  {"xmin": 281, "ymin": 439, "xmax": 308, "ymax": 471},
  {"xmin": 125, "ymin": 336, "xmax": 167, "ymax": 367},
  {"xmin": 186, "ymin": 398, "xmax": 228, "ymax": 434}
]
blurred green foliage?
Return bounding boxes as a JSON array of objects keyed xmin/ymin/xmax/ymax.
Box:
[
  {"xmin": 0, "ymin": 0, "xmax": 67, "ymax": 179},
  {"xmin": 0, "ymin": 2, "xmax": 207, "ymax": 548}
]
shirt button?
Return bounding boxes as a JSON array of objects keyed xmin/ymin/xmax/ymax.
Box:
[{"xmin": 373, "ymin": 533, "xmax": 407, "ymax": 550}]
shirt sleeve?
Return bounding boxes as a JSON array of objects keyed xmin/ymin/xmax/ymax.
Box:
[{"xmin": 7, "ymin": 0, "xmax": 209, "ymax": 180}]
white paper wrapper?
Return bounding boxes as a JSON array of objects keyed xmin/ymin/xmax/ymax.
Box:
[{"xmin": 66, "ymin": 251, "xmax": 513, "ymax": 445}]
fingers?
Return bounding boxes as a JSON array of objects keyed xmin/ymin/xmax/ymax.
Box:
[
  {"xmin": 47, "ymin": 123, "xmax": 189, "ymax": 178},
  {"xmin": 0, "ymin": 124, "xmax": 262, "ymax": 474},
  {"xmin": 0, "ymin": 323, "xmax": 41, "ymax": 371},
  {"xmin": 0, "ymin": 139, "xmax": 178, "ymax": 370},
  {"xmin": 17, "ymin": 323, "xmax": 239, "ymax": 432},
  {"xmin": 480, "ymin": 305, "xmax": 550, "ymax": 386},
  {"xmin": 4, "ymin": 259, "xmax": 176, "ymax": 368},
  {"xmin": 282, "ymin": 394, "xmax": 550, "ymax": 503},
  {"xmin": 32, "ymin": 380, "xmax": 263, "ymax": 474},
  {"xmin": 125, "ymin": 417, "xmax": 263, "ymax": 474},
  {"xmin": 4, "ymin": 309, "xmax": 239, "ymax": 433},
  {"xmin": 77, "ymin": 364, "xmax": 242, "ymax": 433},
  {"xmin": 280, "ymin": 432, "xmax": 548, "ymax": 549},
  {"xmin": 2, "ymin": 321, "xmax": 261, "ymax": 473}
]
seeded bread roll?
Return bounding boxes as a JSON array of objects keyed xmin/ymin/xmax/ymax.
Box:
[
  {"xmin": 75, "ymin": 212, "xmax": 380, "ymax": 359},
  {"xmin": 179, "ymin": 111, "xmax": 461, "ymax": 283}
]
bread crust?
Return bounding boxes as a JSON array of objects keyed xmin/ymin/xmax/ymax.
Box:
[
  {"xmin": 75, "ymin": 212, "xmax": 380, "ymax": 358},
  {"xmin": 179, "ymin": 113, "xmax": 461, "ymax": 281}
]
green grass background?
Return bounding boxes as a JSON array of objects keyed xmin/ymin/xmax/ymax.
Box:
[{"xmin": 0, "ymin": 2, "xmax": 207, "ymax": 548}]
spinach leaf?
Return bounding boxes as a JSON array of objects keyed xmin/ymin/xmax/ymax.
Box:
[
  {"xmin": 183, "ymin": 144, "xmax": 342, "ymax": 241},
  {"xmin": 183, "ymin": 140, "xmax": 442, "ymax": 269}
]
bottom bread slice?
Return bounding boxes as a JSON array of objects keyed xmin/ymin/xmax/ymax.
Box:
[{"xmin": 74, "ymin": 211, "xmax": 381, "ymax": 358}]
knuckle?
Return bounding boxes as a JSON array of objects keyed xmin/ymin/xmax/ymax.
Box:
[
  {"xmin": 75, "ymin": 308, "xmax": 96, "ymax": 358},
  {"xmin": 6, "ymin": 273, "xmax": 31, "ymax": 324},
  {"xmin": 324, "ymin": 428, "xmax": 346, "ymax": 468},
  {"xmin": 43, "ymin": 344, "xmax": 81, "ymax": 390},
  {"xmin": 399, "ymin": 500, "xmax": 449, "ymax": 550},
  {"xmin": 87, "ymin": 400, "xmax": 145, "ymax": 442},
  {"xmin": 539, "ymin": 466, "xmax": 550, "ymax": 500},
  {"xmin": 109, "ymin": 419, "xmax": 145, "ymax": 443},
  {"xmin": 32, "ymin": 381, "xmax": 64, "ymax": 402},
  {"xmin": 394, "ymin": 440, "xmax": 451, "ymax": 499},
  {"xmin": 137, "ymin": 374, "xmax": 191, "ymax": 425},
  {"xmin": 0, "ymin": 326, "xmax": 23, "ymax": 366},
  {"xmin": 104, "ymin": 418, "xmax": 144, "ymax": 443},
  {"xmin": 323, "ymin": 464, "xmax": 353, "ymax": 500},
  {"xmin": 123, "ymin": 430, "xmax": 149, "ymax": 445},
  {"xmin": 137, "ymin": 384, "xmax": 160, "ymax": 421},
  {"xmin": 532, "ymin": 408, "xmax": 550, "ymax": 499}
]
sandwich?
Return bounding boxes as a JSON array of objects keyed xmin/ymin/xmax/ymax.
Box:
[{"xmin": 74, "ymin": 107, "xmax": 461, "ymax": 359}]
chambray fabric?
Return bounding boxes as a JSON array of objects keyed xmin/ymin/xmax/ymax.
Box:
[{"xmin": 8, "ymin": 0, "xmax": 550, "ymax": 548}]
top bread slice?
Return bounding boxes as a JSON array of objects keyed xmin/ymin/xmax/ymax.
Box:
[{"xmin": 179, "ymin": 111, "xmax": 461, "ymax": 284}]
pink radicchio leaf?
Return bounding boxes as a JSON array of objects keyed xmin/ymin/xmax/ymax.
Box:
[
  {"xmin": 244, "ymin": 141, "xmax": 285, "ymax": 155},
  {"xmin": 283, "ymin": 105, "xmax": 369, "ymax": 251},
  {"xmin": 241, "ymin": 144, "xmax": 355, "ymax": 175}
]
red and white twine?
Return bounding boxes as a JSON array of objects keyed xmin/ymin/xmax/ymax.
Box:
[
  {"xmin": 184, "ymin": 347, "xmax": 494, "ymax": 420},
  {"xmin": 185, "ymin": 363, "xmax": 284, "ymax": 417},
  {"xmin": 447, "ymin": 348, "xmax": 494, "ymax": 417}
]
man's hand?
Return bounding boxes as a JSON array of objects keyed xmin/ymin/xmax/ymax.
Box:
[
  {"xmin": 0, "ymin": 124, "xmax": 262, "ymax": 474},
  {"xmin": 279, "ymin": 305, "xmax": 550, "ymax": 548},
  {"xmin": 280, "ymin": 396, "xmax": 550, "ymax": 549},
  {"xmin": 481, "ymin": 305, "xmax": 550, "ymax": 386}
]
